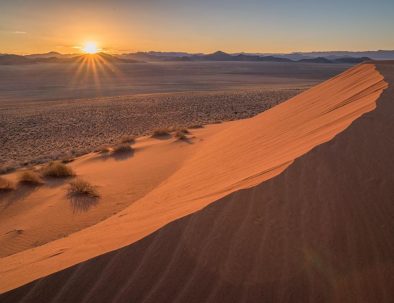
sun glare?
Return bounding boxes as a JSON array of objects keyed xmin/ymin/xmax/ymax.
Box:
[{"xmin": 82, "ymin": 42, "xmax": 99, "ymax": 54}]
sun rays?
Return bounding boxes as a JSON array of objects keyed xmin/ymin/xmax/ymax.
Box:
[{"xmin": 69, "ymin": 52, "xmax": 125, "ymax": 93}]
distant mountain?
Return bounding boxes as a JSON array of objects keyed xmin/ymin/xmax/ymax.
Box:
[
  {"xmin": 0, "ymin": 54, "xmax": 31, "ymax": 65},
  {"xmin": 0, "ymin": 52, "xmax": 141, "ymax": 65},
  {"xmin": 332, "ymin": 56, "xmax": 371, "ymax": 64},
  {"xmin": 298, "ymin": 56, "xmax": 371, "ymax": 64},
  {"xmin": 274, "ymin": 50, "xmax": 394, "ymax": 61},
  {"xmin": 299, "ymin": 57, "xmax": 333, "ymax": 64},
  {"xmin": 202, "ymin": 51, "xmax": 234, "ymax": 61},
  {"xmin": 25, "ymin": 51, "xmax": 65, "ymax": 59},
  {"xmin": 122, "ymin": 51, "xmax": 295, "ymax": 62},
  {"xmin": 0, "ymin": 50, "xmax": 378, "ymax": 65}
]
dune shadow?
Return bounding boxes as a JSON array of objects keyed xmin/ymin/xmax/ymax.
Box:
[
  {"xmin": 111, "ymin": 149, "xmax": 134, "ymax": 161},
  {"xmin": 67, "ymin": 193, "xmax": 99, "ymax": 214},
  {"xmin": 151, "ymin": 134, "xmax": 172, "ymax": 140},
  {"xmin": 174, "ymin": 136, "xmax": 195, "ymax": 145},
  {"xmin": 0, "ymin": 184, "xmax": 39, "ymax": 210},
  {"xmin": 44, "ymin": 177, "xmax": 72, "ymax": 189}
]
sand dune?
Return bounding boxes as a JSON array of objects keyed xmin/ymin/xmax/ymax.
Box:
[{"xmin": 0, "ymin": 63, "xmax": 392, "ymax": 301}]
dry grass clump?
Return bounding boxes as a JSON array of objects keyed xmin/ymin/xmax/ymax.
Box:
[
  {"xmin": 189, "ymin": 124, "xmax": 203, "ymax": 129},
  {"xmin": 61, "ymin": 158, "xmax": 75, "ymax": 164},
  {"xmin": 177, "ymin": 128, "xmax": 190, "ymax": 134},
  {"xmin": 113, "ymin": 143, "xmax": 133, "ymax": 154},
  {"xmin": 96, "ymin": 145, "xmax": 111, "ymax": 154},
  {"xmin": 151, "ymin": 128, "xmax": 170, "ymax": 138},
  {"xmin": 68, "ymin": 178, "xmax": 99, "ymax": 198},
  {"xmin": 42, "ymin": 161, "xmax": 75, "ymax": 178},
  {"xmin": 0, "ymin": 176, "xmax": 15, "ymax": 192},
  {"xmin": 18, "ymin": 170, "xmax": 44, "ymax": 185},
  {"xmin": 175, "ymin": 131, "xmax": 188, "ymax": 140},
  {"xmin": 120, "ymin": 135, "xmax": 136, "ymax": 144}
]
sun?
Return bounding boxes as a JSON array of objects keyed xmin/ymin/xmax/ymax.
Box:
[{"xmin": 82, "ymin": 42, "xmax": 99, "ymax": 54}]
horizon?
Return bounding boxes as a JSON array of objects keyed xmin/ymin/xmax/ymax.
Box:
[
  {"xmin": 1, "ymin": 0, "xmax": 394, "ymax": 54},
  {"xmin": 2, "ymin": 49, "xmax": 394, "ymax": 56}
]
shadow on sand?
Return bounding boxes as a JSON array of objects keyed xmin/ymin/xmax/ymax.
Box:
[
  {"xmin": 67, "ymin": 193, "xmax": 99, "ymax": 214},
  {"xmin": 0, "ymin": 184, "xmax": 40, "ymax": 210}
]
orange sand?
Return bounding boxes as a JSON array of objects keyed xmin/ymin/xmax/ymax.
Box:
[{"xmin": 0, "ymin": 63, "xmax": 389, "ymax": 296}]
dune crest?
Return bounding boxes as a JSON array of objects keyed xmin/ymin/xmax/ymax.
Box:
[{"xmin": 0, "ymin": 63, "xmax": 388, "ymax": 293}]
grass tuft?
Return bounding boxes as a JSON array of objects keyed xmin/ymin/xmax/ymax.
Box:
[
  {"xmin": 175, "ymin": 131, "xmax": 188, "ymax": 140},
  {"xmin": 112, "ymin": 144, "xmax": 133, "ymax": 153},
  {"xmin": 120, "ymin": 135, "xmax": 136, "ymax": 144},
  {"xmin": 68, "ymin": 178, "xmax": 99, "ymax": 198},
  {"xmin": 42, "ymin": 162, "xmax": 75, "ymax": 178},
  {"xmin": 151, "ymin": 128, "xmax": 170, "ymax": 138},
  {"xmin": 189, "ymin": 124, "xmax": 203, "ymax": 129},
  {"xmin": 97, "ymin": 146, "xmax": 111, "ymax": 154},
  {"xmin": 18, "ymin": 170, "xmax": 44, "ymax": 185}
]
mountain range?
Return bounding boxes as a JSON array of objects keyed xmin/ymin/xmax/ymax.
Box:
[{"xmin": 1, "ymin": 50, "xmax": 392, "ymax": 65}]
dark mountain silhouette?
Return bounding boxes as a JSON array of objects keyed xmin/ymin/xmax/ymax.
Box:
[
  {"xmin": 0, "ymin": 52, "xmax": 141, "ymax": 65},
  {"xmin": 25, "ymin": 51, "xmax": 65, "ymax": 59},
  {"xmin": 0, "ymin": 50, "xmax": 375, "ymax": 65},
  {"xmin": 0, "ymin": 54, "xmax": 31, "ymax": 65},
  {"xmin": 332, "ymin": 56, "xmax": 371, "ymax": 64},
  {"xmin": 298, "ymin": 57, "xmax": 333, "ymax": 64}
]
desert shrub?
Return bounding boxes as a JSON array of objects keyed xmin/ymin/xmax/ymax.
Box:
[
  {"xmin": 113, "ymin": 144, "xmax": 133, "ymax": 153},
  {"xmin": 0, "ymin": 177, "xmax": 15, "ymax": 192},
  {"xmin": 120, "ymin": 135, "xmax": 135, "ymax": 144},
  {"xmin": 61, "ymin": 158, "xmax": 75, "ymax": 164},
  {"xmin": 42, "ymin": 161, "xmax": 75, "ymax": 178},
  {"xmin": 175, "ymin": 131, "xmax": 188, "ymax": 140},
  {"xmin": 177, "ymin": 128, "xmax": 190, "ymax": 134},
  {"xmin": 96, "ymin": 145, "xmax": 111, "ymax": 154},
  {"xmin": 68, "ymin": 179, "xmax": 99, "ymax": 198},
  {"xmin": 189, "ymin": 124, "xmax": 203, "ymax": 129},
  {"xmin": 151, "ymin": 128, "xmax": 170, "ymax": 138},
  {"xmin": 18, "ymin": 170, "xmax": 44, "ymax": 185}
]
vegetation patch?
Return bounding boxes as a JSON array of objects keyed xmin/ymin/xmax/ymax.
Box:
[
  {"xmin": 151, "ymin": 128, "xmax": 171, "ymax": 138},
  {"xmin": 120, "ymin": 135, "xmax": 136, "ymax": 144},
  {"xmin": 18, "ymin": 170, "xmax": 44, "ymax": 185},
  {"xmin": 68, "ymin": 178, "xmax": 100, "ymax": 198},
  {"xmin": 42, "ymin": 161, "xmax": 75, "ymax": 178},
  {"xmin": 112, "ymin": 144, "xmax": 133, "ymax": 154}
]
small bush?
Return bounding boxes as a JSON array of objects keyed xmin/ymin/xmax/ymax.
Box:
[
  {"xmin": 175, "ymin": 128, "xmax": 190, "ymax": 134},
  {"xmin": 113, "ymin": 144, "xmax": 133, "ymax": 154},
  {"xmin": 152, "ymin": 128, "xmax": 170, "ymax": 138},
  {"xmin": 18, "ymin": 170, "xmax": 44, "ymax": 185},
  {"xmin": 68, "ymin": 179, "xmax": 99, "ymax": 198},
  {"xmin": 175, "ymin": 131, "xmax": 188, "ymax": 140},
  {"xmin": 61, "ymin": 158, "xmax": 75, "ymax": 164},
  {"xmin": 42, "ymin": 162, "xmax": 75, "ymax": 178},
  {"xmin": 189, "ymin": 124, "xmax": 203, "ymax": 129},
  {"xmin": 120, "ymin": 135, "xmax": 135, "ymax": 144},
  {"xmin": 97, "ymin": 146, "xmax": 111, "ymax": 154},
  {"xmin": 0, "ymin": 177, "xmax": 15, "ymax": 192}
]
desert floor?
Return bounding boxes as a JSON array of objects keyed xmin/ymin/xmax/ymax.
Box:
[{"xmin": 0, "ymin": 61, "xmax": 349, "ymax": 171}]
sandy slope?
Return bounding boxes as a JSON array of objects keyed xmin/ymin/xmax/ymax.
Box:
[
  {"xmin": 0, "ymin": 63, "xmax": 391, "ymax": 300},
  {"xmin": 0, "ymin": 134, "xmax": 210, "ymax": 257}
]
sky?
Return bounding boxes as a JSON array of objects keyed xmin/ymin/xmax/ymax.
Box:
[{"xmin": 1, "ymin": 0, "xmax": 394, "ymax": 54}]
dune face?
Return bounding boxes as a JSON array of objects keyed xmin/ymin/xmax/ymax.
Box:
[{"xmin": 0, "ymin": 62, "xmax": 393, "ymax": 302}]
